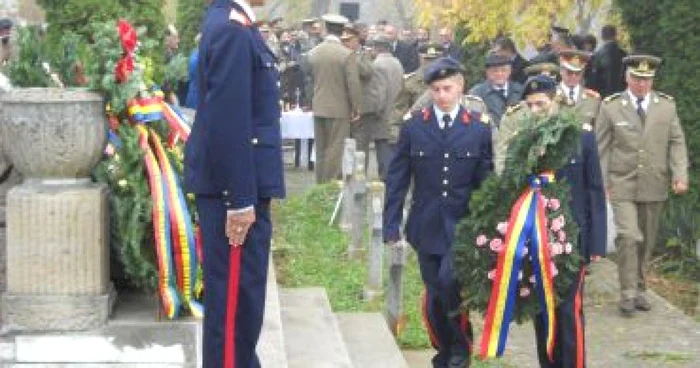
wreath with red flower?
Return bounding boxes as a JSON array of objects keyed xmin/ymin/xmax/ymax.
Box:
[{"xmin": 454, "ymin": 110, "xmax": 584, "ymax": 323}]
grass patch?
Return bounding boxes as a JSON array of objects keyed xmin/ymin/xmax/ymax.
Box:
[
  {"xmin": 624, "ymin": 350, "xmax": 693, "ymax": 364},
  {"xmin": 272, "ymin": 183, "xmax": 429, "ymax": 348}
]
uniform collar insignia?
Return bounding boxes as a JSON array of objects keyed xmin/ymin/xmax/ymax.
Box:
[
  {"xmin": 462, "ymin": 110, "xmax": 471, "ymax": 124},
  {"xmin": 422, "ymin": 107, "xmax": 431, "ymax": 122}
]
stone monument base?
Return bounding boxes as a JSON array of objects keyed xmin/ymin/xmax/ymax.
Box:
[{"xmin": 1, "ymin": 182, "xmax": 112, "ymax": 332}]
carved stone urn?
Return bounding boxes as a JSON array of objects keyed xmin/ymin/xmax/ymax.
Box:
[
  {"xmin": 0, "ymin": 88, "xmax": 107, "ymax": 183},
  {"xmin": 0, "ymin": 87, "xmax": 113, "ymax": 332}
]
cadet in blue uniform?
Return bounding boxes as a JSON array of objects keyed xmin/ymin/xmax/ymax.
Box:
[
  {"xmin": 183, "ymin": 1, "xmax": 285, "ymax": 367},
  {"xmin": 512, "ymin": 75, "xmax": 606, "ymax": 368},
  {"xmin": 383, "ymin": 57, "xmax": 493, "ymax": 368}
]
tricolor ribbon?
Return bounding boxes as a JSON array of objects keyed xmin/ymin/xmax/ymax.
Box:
[
  {"xmin": 148, "ymin": 129, "xmax": 203, "ymax": 318},
  {"xmin": 136, "ymin": 125, "xmax": 181, "ymax": 319},
  {"xmin": 162, "ymin": 102, "xmax": 191, "ymax": 146},
  {"xmin": 128, "ymin": 96, "xmax": 165, "ymax": 123},
  {"xmin": 480, "ymin": 172, "xmax": 558, "ymax": 361}
]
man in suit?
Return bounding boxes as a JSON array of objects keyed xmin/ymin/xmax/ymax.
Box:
[
  {"xmin": 308, "ymin": 14, "xmax": 363, "ymax": 183},
  {"xmin": 368, "ymin": 36, "xmax": 404, "ymax": 180},
  {"xmin": 588, "ymin": 25, "xmax": 628, "ymax": 97},
  {"xmin": 384, "ymin": 57, "xmax": 493, "ymax": 368},
  {"xmin": 438, "ymin": 27, "xmax": 464, "ymax": 62},
  {"xmin": 556, "ymin": 49, "xmax": 601, "ymax": 128},
  {"xmin": 492, "ymin": 36, "xmax": 529, "ymax": 84},
  {"xmin": 595, "ymin": 55, "xmax": 689, "ymax": 316},
  {"xmin": 184, "ymin": 1, "xmax": 286, "ymax": 367},
  {"xmin": 386, "ymin": 24, "xmax": 420, "ymax": 73},
  {"xmin": 503, "ymin": 74, "xmax": 607, "ymax": 368},
  {"xmin": 469, "ymin": 53, "xmax": 524, "ymax": 127}
]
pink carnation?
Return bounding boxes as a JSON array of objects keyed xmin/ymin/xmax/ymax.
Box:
[
  {"xmin": 487, "ymin": 269, "xmax": 496, "ymax": 280},
  {"xmin": 557, "ymin": 231, "xmax": 567, "ymax": 243},
  {"xmin": 564, "ymin": 242, "xmax": 573, "ymax": 254},
  {"xmin": 496, "ymin": 222, "xmax": 508, "ymax": 235},
  {"xmin": 476, "ymin": 235, "xmax": 488, "ymax": 247},
  {"xmin": 541, "ymin": 196, "xmax": 549, "ymax": 207},
  {"xmin": 548, "ymin": 198, "xmax": 561, "ymax": 211},
  {"xmin": 550, "ymin": 215, "xmax": 566, "ymax": 232},
  {"xmin": 550, "ymin": 263, "xmax": 559, "ymax": 277},
  {"xmin": 520, "ymin": 287, "xmax": 531, "ymax": 297},
  {"xmin": 489, "ymin": 238, "xmax": 504, "ymax": 253},
  {"xmin": 529, "ymin": 275, "xmax": 537, "ymax": 284},
  {"xmin": 550, "ymin": 242, "xmax": 563, "ymax": 256}
]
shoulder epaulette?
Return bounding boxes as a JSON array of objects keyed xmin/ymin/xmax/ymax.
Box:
[
  {"xmin": 463, "ymin": 94, "xmax": 484, "ymax": 103},
  {"xmin": 505, "ymin": 103, "xmax": 522, "ymax": 115},
  {"xmin": 657, "ymin": 91, "xmax": 675, "ymax": 101},
  {"xmin": 603, "ymin": 92, "xmax": 622, "ymax": 103},
  {"xmin": 229, "ymin": 9, "xmax": 251, "ymax": 26},
  {"xmin": 403, "ymin": 72, "xmax": 416, "ymax": 79},
  {"xmin": 583, "ymin": 88, "xmax": 600, "ymax": 99},
  {"xmin": 582, "ymin": 123, "xmax": 593, "ymax": 131}
]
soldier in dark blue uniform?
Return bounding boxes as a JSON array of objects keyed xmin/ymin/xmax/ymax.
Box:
[
  {"xmin": 383, "ymin": 57, "xmax": 493, "ymax": 368},
  {"xmin": 183, "ymin": 1, "xmax": 285, "ymax": 367},
  {"xmin": 510, "ymin": 75, "xmax": 606, "ymax": 368}
]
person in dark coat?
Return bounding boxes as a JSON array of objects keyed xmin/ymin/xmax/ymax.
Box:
[
  {"xmin": 184, "ymin": 1, "xmax": 286, "ymax": 367},
  {"xmin": 502, "ymin": 75, "xmax": 606, "ymax": 368},
  {"xmin": 587, "ymin": 25, "xmax": 628, "ymax": 97},
  {"xmin": 386, "ymin": 24, "xmax": 420, "ymax": 73},
  {"xmin": 384, "ymin": 57, "xmax": 493, "ymax": 368},
  {"xmin": 468, "ymin": 53, "xmax": 524, "ymax": 126},
  {"xmin": 438, "ymin": 27, "xmax": 464, "ymax": 62},
  {"xmin": 492, "ymin": 36, "xmax": 530, "ymax": 84}
]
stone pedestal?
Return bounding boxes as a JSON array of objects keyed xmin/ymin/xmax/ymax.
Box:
[{"xmin": 1, "ymin": 182, "xmax": 113, "ymax": 331}]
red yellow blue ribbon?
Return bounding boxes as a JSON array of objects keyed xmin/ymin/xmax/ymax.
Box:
[
  {"xmin": 162, "ymin": 103, "xmax": 191, "ymax": 145},
  {"xmin": 128, "ymin": 96, "xmax": 164, "ymax": 123},
  {"xmin": 480, "ymin": 172, "xmax": 557, "ymax": 361},
  {"xmin": 148, "ymin": 129, "xmax": 203, "ymax": 318},
  {"xmin": 136, "ymin": 125, "xmax": 180, "ymax": 319}
]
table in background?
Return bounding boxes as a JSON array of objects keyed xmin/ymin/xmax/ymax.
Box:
[{"xmin": 280, "ymin": 110, "xmax": 315, "ymax": 170}]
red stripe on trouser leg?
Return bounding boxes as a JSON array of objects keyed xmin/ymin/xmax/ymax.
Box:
[
  {"xmin": 460, "ymin": 313, "xmax": 472, "ymax": 353},
  {"xmin": 574, "ymin": 267, "xmax": 586, "ymax": 368},
  {"xmin": 223, "ymin": 246, "xmax": 242, "ymax": 368},
  {"xmin": 421, "ymin": 288, "xmax": 440, "ymax": 349}
]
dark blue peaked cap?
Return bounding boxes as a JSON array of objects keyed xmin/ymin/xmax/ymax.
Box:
[{"xmin": 424, "ymin": 57, "xmax": 464, "ymax": 84}]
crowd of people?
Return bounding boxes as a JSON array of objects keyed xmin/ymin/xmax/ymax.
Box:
[{"xmin": 186, "ymin": 1, "xmax": 689, "ymax": 367}]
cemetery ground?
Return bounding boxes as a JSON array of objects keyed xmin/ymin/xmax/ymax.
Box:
[{"xmin": 276, "ymin": 145, "xmax": 700, "ymax": 368}]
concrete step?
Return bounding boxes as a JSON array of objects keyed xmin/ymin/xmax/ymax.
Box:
[
  {"xmin": 336, "ymin": 312, "xmax": 409, "ymax": 368},
  {"xmin": 257, "ymin": 262, "xmax": 288, "ymax": 368},
  {"xmin": 279, "ymin": 287, "xmax": 353, "ymax": 368}
]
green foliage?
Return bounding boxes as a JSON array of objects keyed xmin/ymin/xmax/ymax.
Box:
[
  {"xmin": 6, "ymin": 27, "xmax": 53, "ymax": 87},
  {"xmin": 163, "ymin": 53, "xmax": 190, "ymax": 87},
  {"xmin": 177, "ymin": 0, "xmax": 208, "ymax": 54},
  {"xmin": 454, "ymin": 111, "xmax": 583, "ymax": 323},
  {"xmin": 456, "ymin": 25, "xmax": 490, "ymax": 87},
  {"xmin": 273, "ymin": 184, "xmax": 429, "ymax": 348},
  {"xmin": 615, "ymin": 0, "xmax": 700, "ymax": 278}
]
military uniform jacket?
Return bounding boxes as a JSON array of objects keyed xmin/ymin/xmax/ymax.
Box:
[
  {"xmin": 383, "ymin": 106, "xmax": 493, "ymax": 255},
  {"xmin": 309, "ymin": 36, "xmax": 362, "ymax": 119},
  {"xmin": 468, "ymin": 81, "xmax": 524, "ymax": 126},
  {"xmin": 184, "ymin": 0, "xmax": 286, "ymax": 209},
  {"xmin": 596, "ymin": 91, "xmax": 689, "ymax": 202},
  {"xmin": 389, "ymin": 68, "xmax": 424, "ymax": 143},
  {"xmin": 556, "ymin": 85, "xmax": 601, "ymax": 127}
]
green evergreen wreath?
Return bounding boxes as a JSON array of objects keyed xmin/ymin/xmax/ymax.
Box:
[{"xmin": 454, "ymin": 110, "xmax": 584, "ymax": 322}]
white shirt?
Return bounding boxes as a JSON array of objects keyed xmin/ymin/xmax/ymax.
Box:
[
  {"xmin": 560, "ymin": 84, "xmax": 581, "ymax": 103},
  {"xmin": 627, "ymin": 90, "xmax": 650, "ymax": 112},
  {"xmin": 234, "ymin": 0, "xmax": 256, "ymax": 22},
  {"xmin": 433, "ymin": 104, "xmax": 460, "ymax": 129},
  {"xmin": 492, "ymin": 82, "xmax": 508, "ymax": 97}
]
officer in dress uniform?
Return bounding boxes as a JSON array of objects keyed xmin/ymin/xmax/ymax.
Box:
[
  {"xmin": 556, "ymin": 50, "xmax": 601, "ymax": 128},
  {"xmin": 511, "ymin": 75, "xmax": 606, "ymax": 368},
  {"xmin": 184, "ymin": 1, "xmax": 285, "ymax": 367},
  {"xmin": 383, "ymin": 57, "xmax": 493, "ymax": 368},
  {"xmin": 595, "ymin": 55, "xmax": 689, "ymax": 317}
]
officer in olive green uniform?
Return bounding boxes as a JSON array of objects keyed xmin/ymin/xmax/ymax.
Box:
[
  {"xmin": 595, "ymin": 55, "xmax": 689, "ymax": 316},
  {"xmin": 389, "ymin": 43, "xmax": 441, "ymax": 145},
  {"xmin": 494, "ymin": 62, "xmax": 562, "ymax": 175},
  {"xmin": 556, "ymin": 50, "xmax": 601, "ymax": 128}
]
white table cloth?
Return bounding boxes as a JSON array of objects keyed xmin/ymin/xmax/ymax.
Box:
[{"xmin": 280, "ymin": 110, "xmax": 315, "ymax": 163}]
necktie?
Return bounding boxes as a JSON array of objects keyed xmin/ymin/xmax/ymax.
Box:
[
  {"xmin": 442, "ymin": 114, "xmax": 452, "ymax": 133},
  {"xmin": 637, "ymin": 97, "xmax": 646, "ymax": 121},
  {"xmin": 569, "ymin": 88, "xmax": 576, "ymax": 104}
]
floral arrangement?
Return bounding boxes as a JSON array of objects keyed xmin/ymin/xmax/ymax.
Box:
[{"xmin": 454, "ymin": 110, "xmax": 583, "ymax": 358}]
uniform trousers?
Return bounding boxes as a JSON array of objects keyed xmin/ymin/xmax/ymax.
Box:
[
  {"xmin": 418, "ymin": 252, "xmax": 473, "ymax": 367},
  {"xmin": 611, "ymin": 201, "xmax": 664, "ymax": 300},
  {"xmin": 534, "ymin": 267, "xmax": 587, "ymax": 368},
  {"xmin": 196, "ymin": 197, "xmax": 272, "ymax": 368},
  {"xmin": 314, "ymin": 116, "xmax": 350, "ymax": 184}
]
